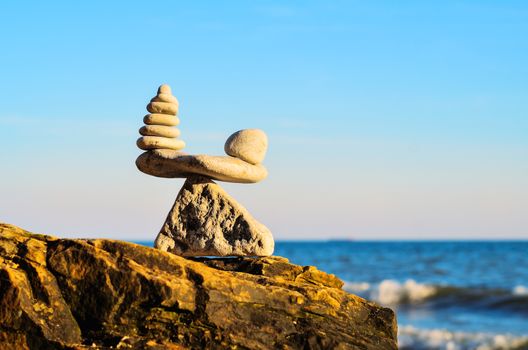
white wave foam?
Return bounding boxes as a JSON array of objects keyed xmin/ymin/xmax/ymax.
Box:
[
  {"xmin": 344, "ymin": 279, "xmax": 436, "ymax": 306},
  {"xmin": 399, "ymin": 325, "xmax": 528, "ymax": 350},
  {"xmin": 375, "ymin": 279, "xmax": 436, "ymax": 305},
  {"xmin": 343, "ymin": 281, "xmax": 370, "ymax": 292},
  {"xmin": 344, "ymin": 281, "xmax": 528, "ymax": 348},
  {"xmin": 512, "ymin": 285, "xmax": 528, "ymax": 296}
]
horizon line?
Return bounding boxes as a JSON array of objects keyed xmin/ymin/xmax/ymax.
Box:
[{"xmin": 128, "ymin": 238, "xmax": 528, "ymax": 243}]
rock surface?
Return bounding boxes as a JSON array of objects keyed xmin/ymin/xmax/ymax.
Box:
[
  {"xmin": 0, "ymin": 223, "xmax": 397, "ymax": 350},
  {"xmin": 224, "ymin": 129, "xmax": 268, "ymax": 165},
  {"xmin": 136, "ymin": 149, "xmax": 268, "ymax": 183},
  {"xmin": 155, "ymin": 176, "xmax": 274, "ymax": 257}
]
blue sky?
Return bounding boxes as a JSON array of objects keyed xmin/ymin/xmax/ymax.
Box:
[{"xmin": 0, "ymin": 1, "xmax": 527, "ymax": 240}]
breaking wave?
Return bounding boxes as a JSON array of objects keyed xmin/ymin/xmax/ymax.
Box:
[
  {"xmin": 512, "ymin": 285, "xmax": 528, "ymax": 296},
  {"xmin": 343, "ymin": 280, "xmax": 528, "ymax": 314},
  {"xmin": 398, "ymin": 326, "xmax": 528, "ymax": 350}
]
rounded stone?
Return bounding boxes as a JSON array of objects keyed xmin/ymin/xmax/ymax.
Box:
[
  {"xmin": 137, "ymin": 136, "xmax": 185, "ymax": 151},
  {"xmin": 157, "ymin": 84, "xmax": 172, "ymax": 94},
  {"xmin": 143, "ymin": 114, "xmax": 180, "ymax": 126},
  {"xmin": 224, "ymin": 129, "xmax": 268, "ymax": 165},
  {"xmin": 151, "ymin": 93, "xmax": 178, "ymax": 104},
  {"xmin": 139, "ymin": 125, "xmax": 180, "ymax": 138},
  {"xmin": 147, "ymin": 101, "xmax": 178, "ymax": 115}
]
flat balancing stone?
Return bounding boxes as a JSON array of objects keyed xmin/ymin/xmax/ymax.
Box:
[{"xmin": 136, "ymin": 149, "xmax": 268, "ymax": 183}]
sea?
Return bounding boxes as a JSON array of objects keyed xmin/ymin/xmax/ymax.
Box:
[{"xmin": 135, "ymin": 240, "xmax": 528, "ymax": 350}]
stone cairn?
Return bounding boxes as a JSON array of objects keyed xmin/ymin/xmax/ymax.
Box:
[
  {"xmin": 137, "ymin": 85, "xmax": 184, "ymax": 152},
  {"xmin": 136, "ymin": 84, "xmax": 273, "ymax": 257}
]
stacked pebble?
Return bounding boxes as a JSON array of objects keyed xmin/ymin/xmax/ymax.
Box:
[{"xmin": 137, "ymin": 84, "xmax": 185, "ymax": 151}]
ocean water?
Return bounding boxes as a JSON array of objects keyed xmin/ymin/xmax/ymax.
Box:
[
  {"xmin": 277, "ymin": 241, "xmax": 528, "ymax": 350},
  {"xmin": 135, "ymin": 240, "xmax": 528, "ymax": 350}
]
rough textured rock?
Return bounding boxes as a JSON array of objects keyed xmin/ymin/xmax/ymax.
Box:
[
  {"xmin": 0, "ymin": 223, "xmax": 397, "ymax": 350},
  {"xmin": 155, "ymin": 176, "xmax": 274, "ymax": 256},
  {"xmin": 136, "ymin": 149, "xmax": 268, "ymax": 183},
  {"xmin": 224, "ymin": 129, "xmax": 268, "ymax": 165}
]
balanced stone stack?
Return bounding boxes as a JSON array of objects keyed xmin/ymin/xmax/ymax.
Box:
[
  {"xmin": 137, "ymin": 84, "xmax": 185, "ymax": 152},
  {"xmin": 136, "ymin": 84, "xmax": 273, "ymax": 257}
]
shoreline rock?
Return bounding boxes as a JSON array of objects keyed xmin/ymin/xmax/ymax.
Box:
[{"xmin": 0, "ymin": 223, "xmax": 397, "ymax": 349}]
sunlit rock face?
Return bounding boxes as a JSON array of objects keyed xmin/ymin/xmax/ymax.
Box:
[
  {"xmin": 0, "ymin": 223, "xmax": 398, "ymax": 350},
  {"xmin": 155, "ymin": 176, "xmax": 274, "ymax": 257}
]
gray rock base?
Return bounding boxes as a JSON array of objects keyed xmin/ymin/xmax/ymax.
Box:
[{"xmin": 155, "ymin": 176, "xmax": 274, "ymax": 256}]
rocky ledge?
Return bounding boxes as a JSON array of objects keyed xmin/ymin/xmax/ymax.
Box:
[{"xmin": 0, "ymin": 223, "xmax": 397, "ymax": 349}]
